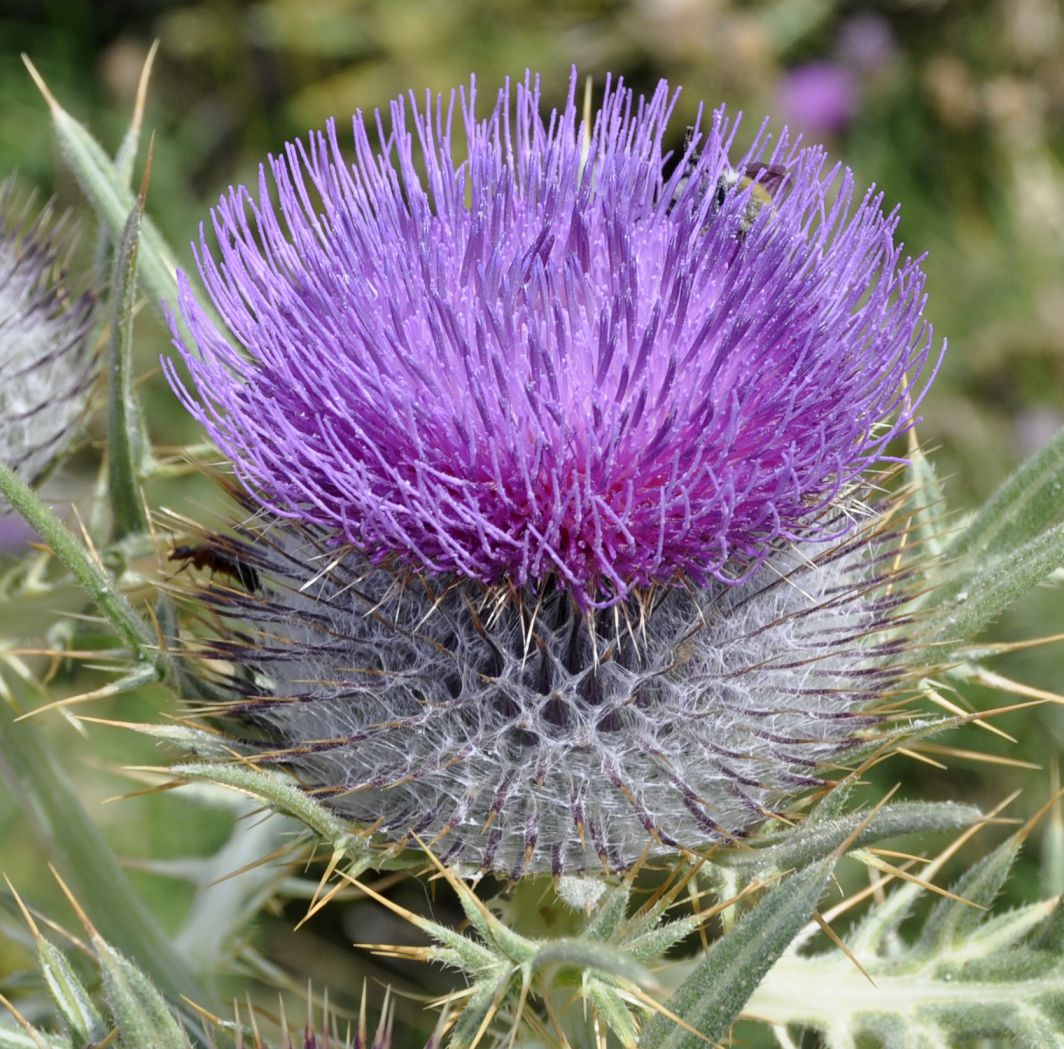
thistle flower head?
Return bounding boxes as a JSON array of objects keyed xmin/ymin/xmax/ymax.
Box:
[
  {"xmin": 167, "ymin": 71, "xmax": 938, "ymax": 609},
  {"xmin": 168, "ymin": 71, "xmax": 941, "ymax": 874},
  {"xmin": 0, "ymin": 179, "xmax": 94, "ymax": 488}
]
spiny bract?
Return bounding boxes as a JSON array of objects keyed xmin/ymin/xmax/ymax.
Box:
[{"xmin": 187, "ymin": 506, "xmax": 913, "ymax": 874}]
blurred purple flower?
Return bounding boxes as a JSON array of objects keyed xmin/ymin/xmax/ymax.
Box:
[
  {"xmin": 777, "ymin": 62, "xmax": 859, "ymax": 136},
  {"xmin": 838, "ymin": 12, "xmax": 897, "ymax": 75},
  {"xmin": 167, "ymin": 71, "xmax": 937, "ymax": 609},
  {"xmin": 0, "ymin": 512, "xmax": 39, "ymax": 555}
]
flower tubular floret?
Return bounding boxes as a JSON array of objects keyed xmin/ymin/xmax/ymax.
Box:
[{"xmin": 167, "ymin": 71, "xmax": 941, "ymax": 609}]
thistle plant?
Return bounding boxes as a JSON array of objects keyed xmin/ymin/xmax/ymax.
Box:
[{"xmin": 1, "ymin": 53, "xmax": 1064, "ymax": 1049}]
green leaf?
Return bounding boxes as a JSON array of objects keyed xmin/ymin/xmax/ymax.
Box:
[
  {"xmin": 582, "ymin": 882, "xmax": 630, "ymax": 942},
  {"xmin": 946, "ymin": 424, "xmax": 1064, "ymax": 563},
  {"xmin": 746, "ymin": 831, "xmax": 1064, "ymax": 1049},
  {"xmin": 0, "ymin": 461, "xmax": 158, "ymax": 662},
  {"xmin": 622, "ymin": 915, "xmax": 700, "ymax": 965},
  {"xmin": 916, "ymin": 836, "xmax": 1020, "ymax": 951},
  {"xmin": 905, "ymin": 431, "xmax": 949, "ymax": 560},
  {"xmin": 640, "ymin": 858, "xmax": 836, "ymax": 1049},
  {"xmin": 0, "ymin": 697, "xmax": 211, "ymax": 1018},
  {"xmin": 91, "ymin": 43, "xmax": 157, "ymax": 288},
  {"xmin": 0, "ymin": 1027, "xmax": 72, "ymax": 1049},
  {"xmin": 173, "ymin": 801, "xmax": 294, "ymax": 975},
  {"xmin": 448, "ymin": 969, "xmax": 514, "ymax": 1049},
  {"xmin": 37, "ymin": 940, "xmax": 105, "ymax": 1044},
  {"xmin": 716, "ymin": 800, "xmax": 982, "ymax": 875},
  {"xmin": 23, "ymin": 57, "xmax": 185, "ymax": 319},
  {"xmin": 924, "ymin": 521, "xmax": 1064, "ymax": 644},
  {"xmin": 530, "ymin": 938, "xmax": 653, "ymax": 988},
  {"xmin": 112, "ymin": 42, "xmax": 157, "ymax": 192},
  {"xmin": 106, "ymin": 190, "xmax": 150, "ymax": 541},
  {"xmin": 585, "ymin": 981, "xmax": 638, "ymax": 1047},
  {"xmin": 95, "ymin": 939, "xmax": 189, "ymax": 1049},
  {"xmin": 169, "ymin": 762, "xmax": 374, "ymax": 873},
  {"xmin": 1037, "ymin": 900, "xmax": 1064, "ymax": 953}
]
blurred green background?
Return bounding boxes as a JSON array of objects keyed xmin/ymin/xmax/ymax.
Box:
[{"xmin": 1, "ymin": 0, "xmax": 1063, "ymax": 1042}]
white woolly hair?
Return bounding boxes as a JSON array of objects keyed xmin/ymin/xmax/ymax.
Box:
[
  {"xmin": 0, "ymin": 181, "xmax": 94, "ymax": 488},
  {"xmin": 185, "ymin": 503, "xmax": 916, "ymax": 875}
]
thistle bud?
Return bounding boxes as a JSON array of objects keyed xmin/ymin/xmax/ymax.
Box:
[{"xmin": 0, "ymin": 179, "xmax": 94, "ymax": 491}]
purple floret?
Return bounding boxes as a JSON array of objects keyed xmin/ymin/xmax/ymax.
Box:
[{"xmin": 166, "ymin": 71, "xmax": 939, "ymax": 608}]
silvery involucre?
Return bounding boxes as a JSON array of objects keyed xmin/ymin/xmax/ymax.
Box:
[
  {"xmin": 167, "ymin": 72, "xmax": 941, "ymax": 872},
  {"xmin": 0, "ymin": 180, "xmax": 93, "ymax": 489}
]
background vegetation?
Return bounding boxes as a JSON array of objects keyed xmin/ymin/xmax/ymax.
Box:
[{"xmin": 1, "ymin": 0, "xmax": 1062, "ymax": 1042}]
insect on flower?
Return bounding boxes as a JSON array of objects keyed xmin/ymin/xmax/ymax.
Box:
[
  {"xmin": 713, "ymin": 162, "xmax": 789, "ymax": 236},
  {"xmin": 672, "ymin": 126, "xmax": 788, "ymax": 237},
  {"xmin": 168, "ymin": 538, "xmax": 260, "ymax": 593}
]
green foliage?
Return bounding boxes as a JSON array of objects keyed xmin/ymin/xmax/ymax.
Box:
[
  {"xmin": 0, "ymin": 690, "xmax": 208, "ymax": 1016},
  {"xmin": 946, "ymin": 423, "xmax": 1064, "ymax": 565},
  {"xmin": 106, "ymin": 173, "xmax": 151, "ymax": 541},
  {"xmin": 643, "ymin": 859, "xmax": 838, "ymax": 1049},
  {"xmin": 716, "ymin": 797, "xmax": 984, "ymax": 878},
  {"xmin": 0, "ymin": 890, "xmax": 429, "ymax": 1049},
  {"xmin": 747, "ymin": 832, "xmax": 1064, "ymax": 1048},
  {"xmin": 22, "ymin": 58, "xmax": 180, "ymax": 320}
]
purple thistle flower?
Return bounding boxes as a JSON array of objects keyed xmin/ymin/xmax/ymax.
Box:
[
  {"xmin": 777, "ymin": 62, "xmax": 859, "ymax": 136},
  {"xmin": 167, "ymin": 71, "xmax": 939, "ymax": 609},
  {"xmin": 0, "ymin": 179, "xmax": 94, "ymax": 492}
]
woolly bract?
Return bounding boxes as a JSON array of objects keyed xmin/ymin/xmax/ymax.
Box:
[
  {"xmin": 0, "ymin": 181, "xmax": 93, "ymax": 488},
  {"xmin": 187, "ymin": 508, "xmax": 911, "ymax": 874},
  {"xmin": 167, "ymin": 72, "xmax": 939, "ymax": 609}
]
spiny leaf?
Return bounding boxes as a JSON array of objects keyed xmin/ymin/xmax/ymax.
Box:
[
  {"xmin": 0, "ymin": 701, "xmax": 208, "ymax": 1018},
  {"xmin": 23, "ymin": 57, "xmax": 180, "ymax": 317},
  {"xmin": 747, "ymin": 830, "xmax": 1064, "ymax": 1049},
  {"xmin": 925, "ymin": 521, "xmax": 1064, "ymax": 644},
  {"xmin": 640, "ymin": 858, "xmax": 837, "ymax": 1049},
  {"xmin": 916, "ymin": 835, "xmax": 1020, "ymax": 951},
  {"xmin": 94, "ymin": 938, "xmax": 189, "ymax": 1049},
  {"xmin": 1036, "ymin": 900, "xmax": 1064, "ymax": 953},
  {"xmin": 583, "ymin": 882, "xmax": 630, "ymax": 942},
  {"xmin": 170, "ymin": 762, "xmax": 374, "ymax": 873},
  {"xmin": 585, "ymin": 981, "xmax": 638, "ymax": 1048},
  {"xmin": 106, "ymin": 165, "xmax": 151, "ymax": 541},
  {"xmin": 905, "ymin": 426, "xmax": 949, "ymax": 561},
  {"xmin": 716, "ymin": 801, "xmax": 982, "ymax": 875},
  {"xmin": 946, "ymin": 423, "xmax": 1064, "ymax": 564},
  {"xmin": 0, "ymin": 1024, "xmax": 72, "ymax": 1049},
  {"xmin": 37, "ymin": 941, "xmax": 105, "ymax": 1044},
  {"xmin": 447, "ymin": 969, "xmax": 515, "ymax": 1049},
  {"xmin": 530, "ymin": 938, "xmax": 653, "ymax": 988},
  {"xmin": 623, "ymin": 914, "xmax": 701, "ymax": 964}
]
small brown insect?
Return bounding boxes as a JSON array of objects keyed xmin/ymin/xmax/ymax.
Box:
[{"xmin": 168, "ymin": 539, "xmax": 260, "ymax": 592}]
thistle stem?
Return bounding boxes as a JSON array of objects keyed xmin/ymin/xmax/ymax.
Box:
[{"xmin": 0, "ymin": 461, "xmax": 157, "ymax": 662}]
